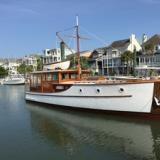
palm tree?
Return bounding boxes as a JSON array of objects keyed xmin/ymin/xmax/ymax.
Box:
[
  {"xmin": 121, "ymin": 51, "xmax": 134, "ymax": 75},
  {"xmin": 37, "ymin": 57, "xmax": 43, "ymax": 71},
  {"xmin": 69, "ymin": 56, "xmax": 89, "ymax": 70}
]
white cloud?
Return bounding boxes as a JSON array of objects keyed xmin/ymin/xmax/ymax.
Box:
[{"xmin": 0, "ymin": 2, "xmax": 39, "ymax": 15}]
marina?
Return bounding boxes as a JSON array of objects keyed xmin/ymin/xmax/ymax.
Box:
[
  {"xmin": 1, "ymin": 85, "xmax": 160, "ymax": 160},
  {"xmin": 0, "ymin": 1, "xmax": 160, "ymax": 159}
]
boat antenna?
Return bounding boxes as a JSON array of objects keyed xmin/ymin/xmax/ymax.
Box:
[{"xmin": 76, "ymin": 15, "xmax": 81, "ymax": 80}]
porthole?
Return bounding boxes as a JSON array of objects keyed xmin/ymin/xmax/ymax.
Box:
[
  {"xmin": 97, "ymin": 89, "xmax": 100, "ymax": 93},
  {"xmin": 79, "ymin": 89, "xmax": 82, "ymax": 92},
  {"xmin": 119, "ymin": 88, "xmax": 124, "ymax": 93}
]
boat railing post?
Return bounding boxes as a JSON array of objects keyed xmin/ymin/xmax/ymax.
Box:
[
  {"xmin": 41, "ymin": 74, "xmax": 43, "ymax": 93},
  {"xmin": 58, "ymin": 71, "xmax": 62, "ymax": 83}
]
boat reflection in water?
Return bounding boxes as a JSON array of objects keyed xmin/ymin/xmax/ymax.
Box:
[{"xmin": 27, "ymin": 103, "xmax": 160, "ymax": 160}]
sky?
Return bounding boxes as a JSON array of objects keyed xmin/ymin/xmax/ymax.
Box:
[{"xmin": 0, "ymin": 0, "xmax": 160, "ymax": 58}]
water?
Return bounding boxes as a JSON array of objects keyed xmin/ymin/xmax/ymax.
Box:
[{"xmin": 0, "ymin": 85, "xmax": 160, "ymax": 160}]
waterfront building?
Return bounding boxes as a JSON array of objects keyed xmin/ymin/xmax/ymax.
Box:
[
  {"xmin": 42, "ymin": 47, "xmax": 74, "ymax": 70},
  {"xmin": 42, "ymin": 48, "xmax": 74, "ymax": 65},
  {"xmin": 88, "ymin": 48, "xmax": 104, "ymax": 75},
  {"xmin": 22, "ymin": 55, "xmax": 38, "ymax": 71},
  {"xmin": 142, "ymin": 34, "xmax": 160, "ymax": 53},
  {"xmin": 136, "ymin": 34, "xmax": 160, "ymax": 76},
  {"xmin": 102, "ymin": 34, "xmax": 142, "ymax": 75},
  {"xmin": 89, "ymin": 34, "xmax": 141, "ymax": 75},
  {"xmin": 43, "ymin": 48, "xmax": 61, "ymax": 65},
  {"xmin": 0, "ymin": 58, "xmax": 20, "ymax": 74}
]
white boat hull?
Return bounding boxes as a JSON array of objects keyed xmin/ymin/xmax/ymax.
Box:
[
  {"xmin": 26, "ymin": 83, "xmax": 154, "ymax": 113},
  {"xmin": 3, "ymin": 78, "xmax": 25, "ymax": 85}
]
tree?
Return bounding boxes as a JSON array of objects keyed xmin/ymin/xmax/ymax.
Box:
[
  {"xmin": 144, "ymin": 44, "xmax": 154, "ymax": 54},
  {"xmin": 0, "ymin": 66, "xmax": 8, "ymax": 78},
  {"xmin": 17, "ymin": 63, "xmax": 26, "ymax": 74},
  {"xmin": 149, "ymin": 69, "xmax": 158, "ymax": 77},
  {"xmin": 17, "ymin": 63, "xmax": 34, "ymax": 74},
  {"xmin": 26, "ymin": 65, "xmax": 34, "ymax": 73},
  {"xmin": 69, "ymin": 56, "xmax": 89, "ymax": 70},
  {"xmin": 37, "ymin": 57, "xmax": 43, "ymax": 71},
  {"xmin": 121, "ymin": 51, "xmax": 134, "ymax": 75},
  {"xmin": 80, "ymin": 57, "xmax": 89, "ymax": 69}
]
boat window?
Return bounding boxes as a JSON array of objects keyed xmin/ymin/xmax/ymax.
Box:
[
  {"xmin": 70, "ymin": 73, "xmax": 76, "ymax": 79},
  {"xmin": 31, "ymin": 75, "xmax": 37, "ymax": 87},
  {"xmin": 62, "ymin": 73, "xmax": 69, "ymax": 80},
  {"xmin": 46, "ymin": 74, "xmax": 52, "ymax": 81},
  {"xmin": 56, "ymin": 86, "xmax": 64, "ymax": 90},
  {"xmin": 30, "ymin": 75, "xmax": 33, "ymax": 85},
  {"xmin": 53, "ymin": 73, "xmax": 58, "ymax": 80},
  {"xmin": 37, "ymin": 75, "xmax": 41, "ymax": 85},
  {"xmin": 42, "ymin": 74, "xmax": 46, "ymax": 81},
  {"xmin": 30, "ymin": 75, "xmax": 33, "ymax": 81}
]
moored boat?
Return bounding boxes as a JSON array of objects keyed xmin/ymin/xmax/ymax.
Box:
[
  {"xmin": 3, "ymin": 74, "xmax": 25, "ymax": 85},
  {"xmin": 25, "ymin": 17, "xmax": 160, "ymax": 117},
  {"xmin": 0, "ymin": 78, "xmax": 4, "ymax": 85},
  {"xmin": 25, "ymin": 68, "xmax": 160, "ymax": 117}
]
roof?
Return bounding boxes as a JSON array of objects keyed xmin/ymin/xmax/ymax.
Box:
[
  {"xmin": 30, "ymin": 69, "xmax": 90, "ymax": 74},
  {"xmin": 94, "ymin": 47, "xmax": 106, "ymax": 53},
  {"xmin": 91, "ymin": 47, "xmax": 107, "ymax": 56},
  {"xmin": 142, "ymin": 34, "xmax": 160, "ymax": 47},
  {"xmin": 109, "ymin": 39, "xmax": 130, "ymax": 48},
  {"xmin": 79, "ymin": 50, "xmax": 92, "ymax": 58},
  {"xmin": 67, "ymin": 50, "xmax": 92, "ymax": 59}
]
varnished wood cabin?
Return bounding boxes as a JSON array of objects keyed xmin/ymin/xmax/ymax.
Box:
[{"xmin": 28, "ymin": 70, "xmax": 91, "ymax": 93}]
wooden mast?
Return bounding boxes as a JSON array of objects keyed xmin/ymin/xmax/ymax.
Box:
[{"xmin": 76, "ymin": 15, "xmax": 81, "ymax": 80}]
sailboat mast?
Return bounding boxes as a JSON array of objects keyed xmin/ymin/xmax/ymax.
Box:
[{"xmin": 76, "ymin": 16, "xmax": 81, "ymax": 80}]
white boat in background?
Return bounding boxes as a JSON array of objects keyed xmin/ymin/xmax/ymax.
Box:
[
  {"xmin": 0, "ymin": 78, "xmax": 4, "ymax": 85},
  {"xmin": 3, "ymin": 74, "xmax": 25, "ymax": 85}
]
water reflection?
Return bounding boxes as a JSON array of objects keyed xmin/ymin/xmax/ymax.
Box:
[
  {"xmin": 27, "ymin": 103, "xmax": 160, "ymax": 160},
  {"xmin": 0, "ymin": 85, "xmax": 25, "ymax": 112},
  {"xmin": 1, "ymin": 85, "xmax": 160, "ymax": 160}
]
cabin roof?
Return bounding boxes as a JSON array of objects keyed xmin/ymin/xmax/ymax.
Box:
[{"xmin": 30, "ymin": 69, "xmax": 90, "ymax": 74}]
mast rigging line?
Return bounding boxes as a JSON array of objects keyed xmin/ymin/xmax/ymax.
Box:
[
  {"xmin": 80, "ymin": 25, "xmax": 108, "ymax": 46},
  {"xmin": 56, "ymin": 26, "xmax": 75, "ymax": 34}
]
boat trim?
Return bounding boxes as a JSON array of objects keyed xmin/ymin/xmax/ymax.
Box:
[{"xmin": 26, "ymin": 92, "xmax": 132, "ymax": 98}]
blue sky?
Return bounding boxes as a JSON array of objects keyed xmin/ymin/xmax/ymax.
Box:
[{"xmin": 0, "ymin": 0, "xmax": 160, "ymax": 58}]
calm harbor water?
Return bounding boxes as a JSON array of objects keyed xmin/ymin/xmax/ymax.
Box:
[{"xmin": 0, "ymin": 85, "xmax": 160, "ymax": 160}]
